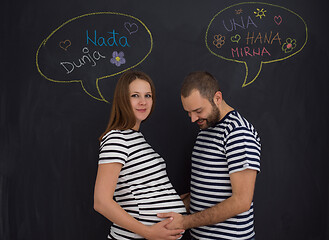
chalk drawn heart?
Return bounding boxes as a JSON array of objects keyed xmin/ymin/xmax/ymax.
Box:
[
  {"xmin": 230, "ymin": 34, "xmax": 241, "ymax": 43},
  {"xmin": 274, "ymin": 15, "xmax": 282, "ymax": 25},
  {"xmin": 59, "ymin": 40, "xmax": 71, "ymax": 51},
  {"xmin": 124, "ymin": 22, "xmax": 138, "ymax": 35}
]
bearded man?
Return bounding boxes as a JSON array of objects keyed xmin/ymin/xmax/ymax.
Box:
[{"xmin": 158, "ymin": 71, "xmax": 261, "ymax": 240}]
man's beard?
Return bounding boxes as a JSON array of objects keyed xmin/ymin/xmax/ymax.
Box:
[{"xmin": 199, "ymin": 105, "xmax": 220, "ymax": 129}]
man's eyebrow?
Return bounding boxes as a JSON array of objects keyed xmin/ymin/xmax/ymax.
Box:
[{"xmin": 191, "ymin": 107, "xmax": 202, "ymax": 112}]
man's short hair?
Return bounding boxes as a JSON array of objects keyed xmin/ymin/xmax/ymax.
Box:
[{"xmin": 181, "ymin": 71, "xmax": 221, "ymax": 102}]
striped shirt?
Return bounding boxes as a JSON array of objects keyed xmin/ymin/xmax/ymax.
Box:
[
  {"xmin": 99, "ymin": 129, "xmax": 186, "ymax": 239},
  {"xmin": 190, "ymin": 111, "xmax": 261, "ymax": 240}
]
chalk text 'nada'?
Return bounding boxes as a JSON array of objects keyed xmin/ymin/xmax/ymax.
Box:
[{"xmin": 86, "ymin": 30, "xmax": 130, "ymax": 47}]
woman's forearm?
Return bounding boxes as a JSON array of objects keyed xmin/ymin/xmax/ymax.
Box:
[{"xmin": 94, "ymin": 198, "xmax": 150, "ymax": 238}]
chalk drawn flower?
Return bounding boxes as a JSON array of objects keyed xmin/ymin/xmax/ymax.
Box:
[
  {"xmin": 282, "ymin": 38, "xmax": 297, "ymax": 53},
  {"xmin": 110, "ymin": 51, "xmax": 126, "ymax": 66},
  {"xmin": 213, "ymin": 34, "xmax": 225, "ymax": 48}
]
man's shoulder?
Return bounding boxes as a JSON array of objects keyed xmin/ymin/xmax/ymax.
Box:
[{"xmin": 224, "ymin": 111, "xmax": 255, "ymax": 130}]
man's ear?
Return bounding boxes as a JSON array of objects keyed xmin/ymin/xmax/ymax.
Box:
[{"xmin": 213, "ymin": 91, "xmax": 223, "ymax": 106}]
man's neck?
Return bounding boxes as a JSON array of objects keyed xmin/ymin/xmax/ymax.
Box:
[{"xmin": 219, "ymin": 101, "xmax": 234, "ymax": 121}]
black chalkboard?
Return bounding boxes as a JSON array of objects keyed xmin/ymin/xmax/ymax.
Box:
[{"xmin": 1, "ymin": 0, "xmax": 329, "ymax": 239}]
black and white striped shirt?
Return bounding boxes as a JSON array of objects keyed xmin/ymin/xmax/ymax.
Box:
[
  {"xmin": 99, "ymin": 129, "xmax": 186, "ymax": 239},
  {"xmin": 190, "ymin": 111, "xmax": 261, "ymax": 240}
]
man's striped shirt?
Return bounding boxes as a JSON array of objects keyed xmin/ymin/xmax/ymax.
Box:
[
  {"xmin": 99, "ymin": 129, "xmax": 186, "ymax": 239},
  {"xmin": 190, "ymin": 111, "xmax": 261, "ymax": 240}
]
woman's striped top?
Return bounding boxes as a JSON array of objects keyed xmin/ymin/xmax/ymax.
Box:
[{"xmin": 99, "ymin": 129, "xmax": 186, "ymax": 239}]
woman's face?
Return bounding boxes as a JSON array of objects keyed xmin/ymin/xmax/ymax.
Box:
[{"xmin": 129, "ymin": 78, "xmax": 153, "ymax": 130}]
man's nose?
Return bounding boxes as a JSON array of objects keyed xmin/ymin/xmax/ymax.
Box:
[{"xmin": 190, "ymin": 113, "xmax": 198, "ymax": 123}]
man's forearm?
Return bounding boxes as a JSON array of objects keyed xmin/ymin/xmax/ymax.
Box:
[
  {"xmin": 183, "ymin": 170, "xmax": 257, "ymax": 229},
  {"xmin": 182, "ymin": 195, "xmax": 250, "ymax": 229}
]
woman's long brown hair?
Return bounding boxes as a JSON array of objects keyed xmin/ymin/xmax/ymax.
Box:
[{"xmin": 99, "ymin": 70, "xmax": 156, "ymax": 141}]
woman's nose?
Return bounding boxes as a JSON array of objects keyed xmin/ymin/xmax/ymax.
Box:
[{"xmin": 139, "ymin": 97, "xmax": 146, "ymax": 105}]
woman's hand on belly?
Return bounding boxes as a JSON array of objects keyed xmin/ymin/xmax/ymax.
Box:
[
  {"xmin": 144, "ymin": 217, "xmax": 185, "ymax": 240},
  {"xmin": 157, "ymin": 212, "xmax": 185, "ymax": 230}
]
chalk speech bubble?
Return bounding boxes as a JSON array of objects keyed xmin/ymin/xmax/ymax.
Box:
[
  {"xmin": 206, "ymin": 2, "xmax": 308, "ymax": 87},
  {"xmin": 36, "ymin": 12, "xmax": 153, "ymax": 102}
]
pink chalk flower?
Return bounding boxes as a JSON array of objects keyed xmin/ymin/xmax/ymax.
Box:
[
  {"xmin": 110, "ymin": 51, "xmax": 126, "ymax": 67},
  {"xmin": 282, "ymin": 38, "xmax": 297, "ymax": 53}
]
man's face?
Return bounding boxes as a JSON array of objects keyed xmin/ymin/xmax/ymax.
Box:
[{"xmin": 181, "ymin": 90, "xmax": 220, "ymax": 129}]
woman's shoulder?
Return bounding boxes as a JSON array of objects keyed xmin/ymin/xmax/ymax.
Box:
[{"xmin": 101, "ymin": 129, "xmax": 142, "ymax": 143}]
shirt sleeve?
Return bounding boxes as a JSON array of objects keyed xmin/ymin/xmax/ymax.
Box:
[
  {"xmin": 98, "ymin": 131, "xmax": 129, "ymax": 165},
  {"xmin": 225, "ymin": 126, "xmax": 261, "ymax": 174}
]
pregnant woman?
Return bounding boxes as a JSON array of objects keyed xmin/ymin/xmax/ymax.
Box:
[{"xmin": 94, "ymin": 70, "xmax": 186, "ymax": 239}]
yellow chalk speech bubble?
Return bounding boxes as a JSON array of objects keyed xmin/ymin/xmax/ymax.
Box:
[
  {"xmin": 36, "ymin": 12, "xmax": 153, "ymax": 102},
  {"xmin": 205, "ymin": 2, "xmax": 308, "ymax": 87}
]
